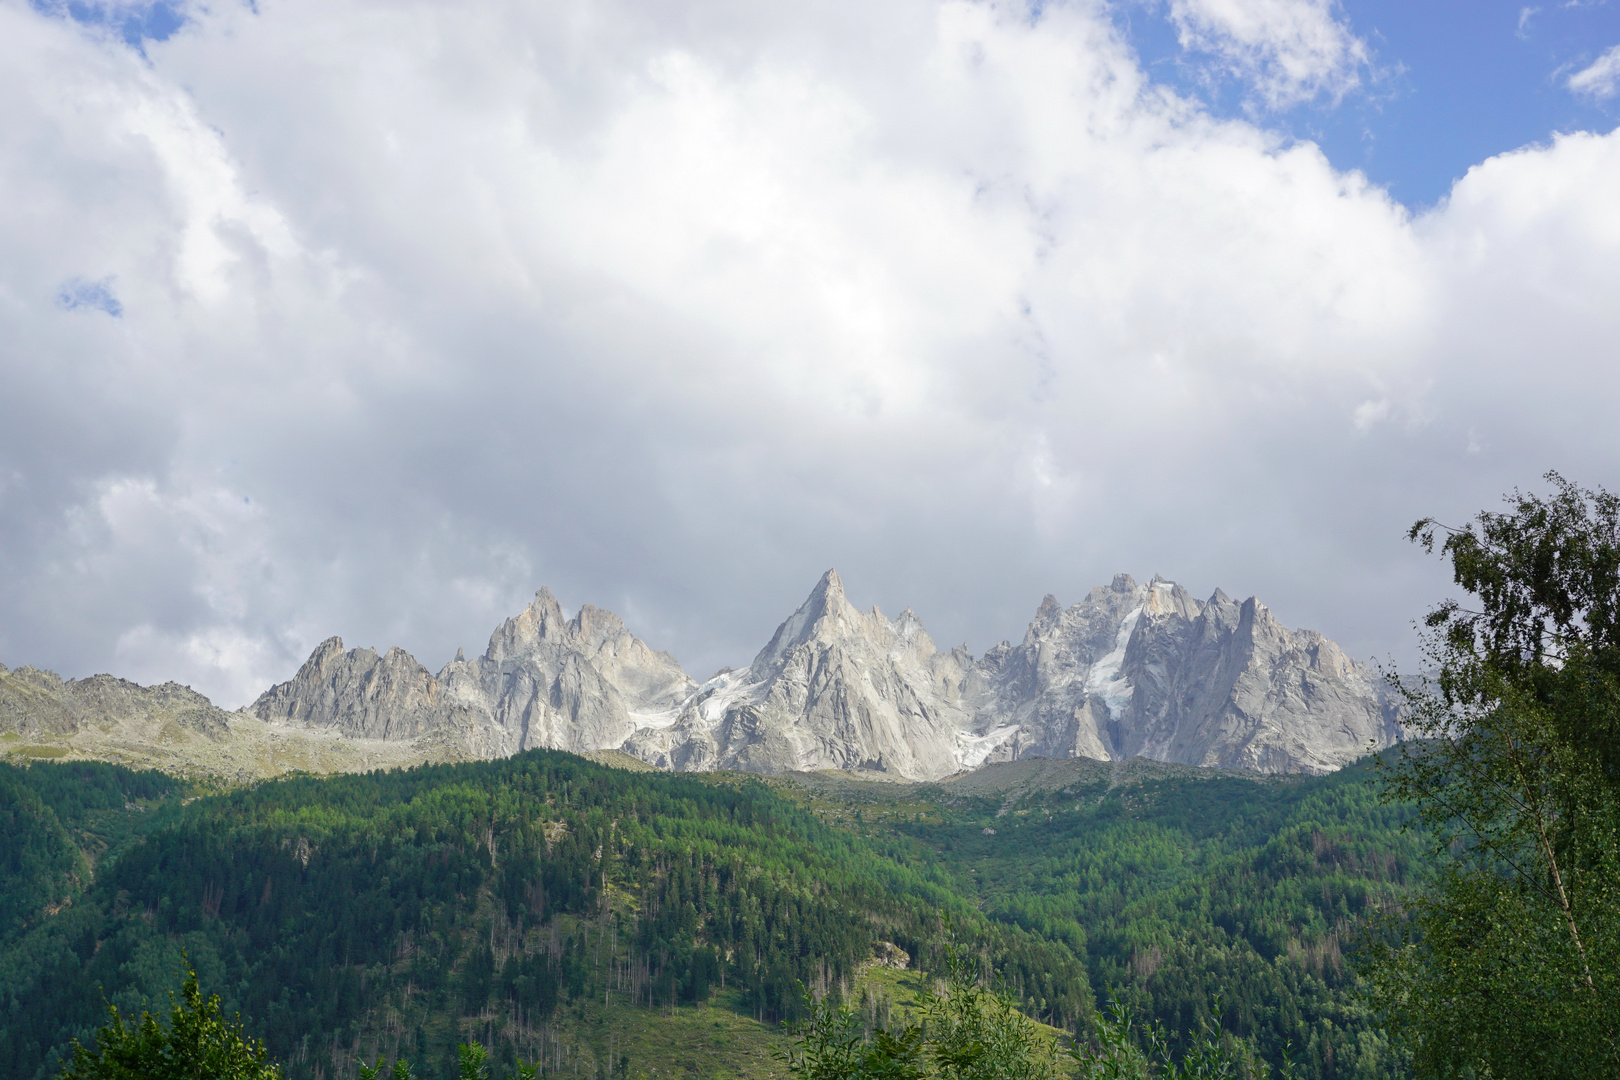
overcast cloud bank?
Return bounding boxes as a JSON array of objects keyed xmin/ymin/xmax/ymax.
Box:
[{"xmin": 2, "ymin": 0, "xmax": 1618, "ymax": 707}]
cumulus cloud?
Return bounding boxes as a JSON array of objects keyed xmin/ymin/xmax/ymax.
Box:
[
  {"xmin": 1568, "ymin": 43, "xmax": 1620, "ymax": 100},
  {"xmin": 0, "ymin": 0, "xmax": 1617, "ymax": 705},
  {"xmin": 1167, "ymin": 0, "xmax": 1371, "ymax": 109}
]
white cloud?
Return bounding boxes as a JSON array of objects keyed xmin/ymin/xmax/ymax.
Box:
[
  {"xmin": 114, "ymin": 622, "xmax": 289, "ymax": 707},
  {"xmin": 1352, "ymin": 399, "xmax": 1390, "ymax": 432},
  {"xmin": 0, "ymin": 0, "xmax": 1617, "ymax": 704},
  {"xmin": 1568, "ymin": 43, "xmax": 1620, "ymax": 100},
  {"xmin": 1168, "ymin": 0, "xmax": 1371, "ymax": 109},
  {"xmin": 1517, "ymin": 7, "xmax": 1539, "ymax": 40}
]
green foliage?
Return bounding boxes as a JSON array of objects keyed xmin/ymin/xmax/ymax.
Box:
[
  {"xmin": 1072, "ymin": 1001, "xmax": 1153, "ymax": 1080},
  {"xmin": 0, "ymin": 761, "xmax": 180, "ymax": 939},
  {"xmin": 918, "ymin": 940, "xmax": 1057, "ymax": 1080},
  {"xmin": 58, "ymin": 966, "xmax": 279, "ymax": 1080},
  {"xmin": 357, "ymin": 1056, "xmax": 417, "ymax": 1080},
  {"xmin": 0, "ymin": 753, "xmax": 974, "ymax": 1079},
  {"xmin": 776, "ymin": 995, "xmax": 926, "ymax": 1080},
  {"xmin": 370, "ymin": 1041, "xmax": 531, "ymax": 1080},
  {"xmin": 0, "ymin": 762, "xmax": 180, "ymax": 827},
  {"xmin": 0, "ymin": 771, "xmax": 84, "ymax": 935},
  {"xmin": 1369, "ymin": 473, "xmax": 1620, "ymax": 1076},
  {"xmin": 1069, "ymin": 998, "xmax": 1284, "ymax": 1080},
  {"xmin": 777, "ymin": 934, "xmax": 1052, "ymax": 1080},
  {"xmin": 0, "ymin": 750, "xmax": 1422, "ymax": 1080},
  {"xmin": 455, "ymin": 1043, "xmax": 486, "ymax": 1080},
  {"xmin": 875, "ymin": 764, "xmax": 1415, "ymax": 1078},
  {"xmin": 780, "ymin": 938, "xmax": 1287, "ymax": 1080},
  {"xmin": 361, "ymin": 1039, "xmax": 537, "ymax": 1080}
]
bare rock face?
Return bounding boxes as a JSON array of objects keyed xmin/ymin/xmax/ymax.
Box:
[
  {"xmin": 971, "ymin": 576, "xmax": 1401, "ymax": 776},
  {"xmin": 622, "ymin": 570, "xmax": 972, "ymax": 778},
  {"xmin": 476, "ymin": 589, "xmax": 694, "ymax": 753},
  {"xmin": 0, "ymin": 664, "xmax": 231, "ymax": 739},
  {"xmin": 970, "ymin": 574, "xmax": 1180, "ymax": 764},
  {"xmin": 247, "ymin": 570, "xmax": 1399, "ymax": 779},
  {"xmin": 250, "ymin": 639, "xmax": 471, "ymax": 741},
  {"xmin": 249, "ymin": 588, "xmax": 695, "ymax": 758}
]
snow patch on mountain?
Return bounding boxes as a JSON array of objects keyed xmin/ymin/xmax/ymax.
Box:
[
  {"xmin": 253, "ymin": 569, "xmax": 1402, "ymax": 779},
  {"xmin": 1083, "ymin": 604, "xmax": 1141, "ymax": 720}
]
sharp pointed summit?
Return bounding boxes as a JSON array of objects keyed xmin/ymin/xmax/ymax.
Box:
[
  {"xmin": 627, "ymin": 568, "xmax": 968, "ymax": 778},
  {"xmin": 251, "ymin": 586, "xmax": 693, "ymax": 759},
  {"xmin": 9, "ymin": 568, "xmax": 1400, "ymax": 782},
  {"xmin": 751, "ymin": 568, "xmax": 876, "ymax": 676},
  {"xmin": 238, "ymin": 569, "xmax": 1400, "ymax": 781}
]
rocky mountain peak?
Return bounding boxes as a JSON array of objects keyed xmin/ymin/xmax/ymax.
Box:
[
  {"xmin": 307, "ymin": 636, "xmax": 347, "ymax": 667},
  {"xmin": 252, "ymin": 583, "xmax": 693, "ymax": 760},
  {"xmin": 626, "ymin": 570, "xmax": 967, "ymax": 778},
  {"xmin": 232, "ymin": 569, "xmax": 1400, "ymax": 781},
  {"xmin": 291, "ymin": 636, "xmax": 366, "ymax": 685},
  {"xmin": 2, "ymin": 664, "xmax": 232, "ymax": 741},
  {"xmin": 1105, "ymin": 573, "xmax": 1138, "ymax": 596},
  {"xmin": 1143, "ymin": 577, "xmax": 1201, "ymax": 619},
  {"xmin": 804, "ymin": 567, "xmax": 856, "ymax": 622},
  {"xmin": 890, "ymin": 607, "xmax": 940, "ymax": 666},
  {"xmin": 573, "ymin": 604, "xmax": 631, "ymax": 649},
  {"xmin": 484, "ymin": 587, "xmax": 569, "ymax": 663},
  {"xmin": 749, "ymin": 568, "xmax": 875, "ymax": 675}
]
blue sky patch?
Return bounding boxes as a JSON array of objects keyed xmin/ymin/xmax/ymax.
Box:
[
  {"xmin": 1115, "ymin": 0, "xmax": 1620, "ymax": 207},
  {"xmin": 34, "ymin": 0, "xmax": 187, "ymax": 49},
  {"xmin": 57, "ymin": 276, "xmax": 123, "ymax": 317}
]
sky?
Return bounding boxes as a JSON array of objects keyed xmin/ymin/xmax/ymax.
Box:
[{"xmin": 2, "ymin": 0, "xmax": 1620, "ymax": 707}]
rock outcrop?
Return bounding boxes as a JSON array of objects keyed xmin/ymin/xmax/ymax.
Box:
[
  {"xmin": 251, "ymin": 639, "xmax": 459, "ymax": 741},
  {"xmin": 0, "ymin": 664, "xmax": 230, "ymax": 740},
  {"xmin": 619, "ymin": 572, "xmax": 1399, "ymax": 780},
  {"xmin": 249, "ymin": 588, "xmax": 694, "ymax": 758},
  {"xmin": 622, "ymin": 570, "xmax": 976, "ymax": 776},
  {"xmin": 231, "ymin": 570, "xmax": 1402, "ymax": 780},
  {"xmin": 969, "ymin": 575, "xmax": 1400, "ymax": 776}
]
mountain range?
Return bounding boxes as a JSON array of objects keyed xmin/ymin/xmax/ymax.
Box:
[
  {"xmin": 243, "ymin": 570, "xmax": 1400, "ymax": 779},
  {"xmin": 0, "ymin": 571, "xmax": 1415, "ymax": 1080}
]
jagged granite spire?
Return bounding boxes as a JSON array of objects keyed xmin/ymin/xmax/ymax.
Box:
[
  {"xmin": 250, "ymin": 588, "xmax": 694, "ymax": 759},
  {"xmin": 624, "ymin": 569, "xmax": 969, "ymax": 778},
  {"xmin": 751, "ymin": 569, "xmax": 848, "ymax": 672},
  {"xmin": 249, "ymin": 571, "xmax": 1400, "ymax": 779}
]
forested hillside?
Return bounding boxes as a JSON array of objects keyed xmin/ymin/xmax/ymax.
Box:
[
  {"xmin": 0, "ymin": 761, "xmax": 181, "ymax": 936},
  {"xmin": 0, "ymin": 752, "xmax": 1417, "ymax": 1080},
  {"xmin": 814, "ymin": 760, "xmax": 1419, "ymax": 1076}
]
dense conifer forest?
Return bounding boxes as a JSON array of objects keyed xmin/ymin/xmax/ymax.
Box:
[{"xmin": 0, "ymin": 752, "xmax": 1419, "ymax": 1080}]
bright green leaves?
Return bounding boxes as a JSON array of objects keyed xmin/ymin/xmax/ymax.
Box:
[
  {"xmin": 356, "ymin": 1055, "xmax": 416, "ymax": 1080},
  {"xmin": 779, "ymin": 942, "xmax": 1298, "ymax": 1080},
  {"xmin": 918, "ymin": 943, "xmax": 1057, "ymax": 1080},
  {"xmin": 776, "ymin": 995, "xmax": 927, "ymax": 1080},
  {"xmin": 59, "ymin": 966, "xmax": 280, "ymax": 1080},
  {"xmin": 1069, "ymin": 997, "xmax": 1295, "ymax": 1080},
  {"xmin": 778, "ymin": 937, "xmax": 1056, "ymax": 1080},
  {"xmin": 1374, "ymin": 474, "xmax": 1620, "ymax": 1077}
]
